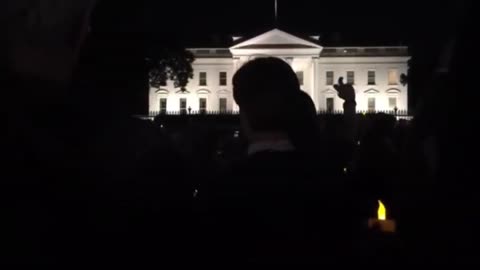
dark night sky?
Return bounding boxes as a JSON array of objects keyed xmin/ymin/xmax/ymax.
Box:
[{"xmin": 92, "ymin": 0, "xmax": 469, "ymax": 46}]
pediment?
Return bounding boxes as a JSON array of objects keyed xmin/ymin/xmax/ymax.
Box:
[
  {"xmin": 386, "ymin": 88, "xmax": 401, "ymax": 93},
  {"xmin": 217, "ymin": 89, "xmax": 230, "ymax": 95},
  {"xmin": 364, "ymin": 88, "xmax": 380, "ymax": 94},
  {"xmin": 230, "ymin": 29, "xmax": 322, "ymax": 50},
  {"xmin": 323, "ymin": 88, "xmax": 337, "ymax": 94},
  {"xmin": 197, "ymin": 88, "xmax": 211, "ymax": 94},
  {"xmin": 155, "ymin": 88, "xmax": 169, "ymax": 95}
]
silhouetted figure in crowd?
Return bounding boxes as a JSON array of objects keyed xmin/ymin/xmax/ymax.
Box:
[
  {"xmin": 285, "ymin": 90, "xmax": 324, "ymax": 153},
  {"xmin": 205, "ymin": 57, "xmax": 349, "ymax": 265},
  {"xmin": 334, "ymin": 77, "xmax": 357, "ymax": 143},
  {"xmin": 3, "ymin": 1, "xmax": 96, "ymax": 265},
  {"xmin": 399, "ymin": 7, "xmax": 477, "ymax": 263},
  {"xmin": 3, "ymin": 0, "xmax": 193, "ymax": 265}
]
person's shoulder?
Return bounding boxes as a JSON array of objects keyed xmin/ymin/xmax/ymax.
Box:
[
  {"xmin": 228, "ymin": 151, "xmax": 315, "ymax": 180},
  {"xmin": 243, "ymin": 150, "xmax": 305, "ymax": 167},
  {"xmin": 219, "ymin": 150, "xmax": 343, "ymax": 181},
  {"xmin": 249, "ymin": 150, "xmax": 302, "ymax": 161}
]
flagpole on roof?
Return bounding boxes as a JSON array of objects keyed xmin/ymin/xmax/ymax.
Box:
[{"xmin": 274, "ymin": 0, "xmax": 278, "ymax": 27}]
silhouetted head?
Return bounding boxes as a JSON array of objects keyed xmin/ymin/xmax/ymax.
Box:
[
  {"xmin": 285, "ymin": 90, "xmax": 322, "ymax": 152},
  {"xmin": 233, "ymin": 57, "xmax": 299, "ymax": 107},
  {"xmin": 233, "ymin": 57, "xmax": 300, "ymax": 134}
]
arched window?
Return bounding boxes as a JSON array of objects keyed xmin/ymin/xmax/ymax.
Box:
[
  {"xmin": 155, "ymin": 89, "xmax": 169, "ymax": 114},
  {"xmin": 386, "ymin": 88, "xmax": 401, "ymax": 110}
]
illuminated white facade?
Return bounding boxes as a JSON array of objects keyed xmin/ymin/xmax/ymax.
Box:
[{"xmin": 149, "ymin": 29, "xmax": 409, "ymax": 114}]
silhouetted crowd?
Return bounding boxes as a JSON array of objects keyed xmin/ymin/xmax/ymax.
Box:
[{"xmin": 2, "ymin": 0, "xmax": 476, "ymax": 266}]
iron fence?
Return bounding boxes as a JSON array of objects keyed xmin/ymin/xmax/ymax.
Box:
[{"xmin": 148, "ymin": 109, "xmax": 409, "ymax": 117}]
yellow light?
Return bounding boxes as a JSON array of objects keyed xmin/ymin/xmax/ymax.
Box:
[{"xmin": 378, "ymin": 200, "xmax": 386, "ymax": 220}]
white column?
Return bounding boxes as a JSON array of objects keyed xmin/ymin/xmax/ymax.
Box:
[{"xmin": 285, "ymin": 57, "xmax": 293, "ymax": 66}]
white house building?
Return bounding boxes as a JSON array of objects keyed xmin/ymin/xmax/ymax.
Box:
[{"xmin": 149, "ymin": 29, "xmax": 409, "ymax": 115}]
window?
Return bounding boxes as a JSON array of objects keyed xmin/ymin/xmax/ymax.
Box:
[
  {"xmin": 199, "ymin": 98, "xmax": 207, "ymax": 113},
  {"xmin": 322, "ymin": 48, "xmax": 337, "ymax": 54},
  {"xmin": 368, "ymin": 71, "xmax": 376, "ymax": 85},
  {"xmin": 296, "ymin": 71, "xmax": 304, "ymax": 86},
  {"xmin": 386, "ymin": 48, "xmax": 400, "ymax": 53},
  {"xmin": 389, "ymin": 97, "xmax": 397, "ymax": 110},
  {"xmin": 347, "ymin": 71, "xmax": 355, "ymax": 85},
  {"xmin": 199, "ymin": 72, "xmax": 207, "ymax": 86},
  {"xmin": 180, "ymin": 98, "xmax": 187, "ymax": 114},
  {"xmin": 388, "ymin": 69, "xmax": 398, "ymax": 85},
  {"xmin": 326, "ymin": 98, "xmax": 335, "ymax": 113},
  {"xmin": 365, "ymin": 48, "xmax": 380, "ymax": 53},
  {"xmin": 368, "ymin": 97, "xmax": 376, "ymax": 112},
  {"xmin": 326, "ymin": 71, "xmax": 334, "ymax": 85},
  {"xmin": 160, "ymin": 80, "xmax": 167, "ymax": 87},
  {"xmin": 219, "ymin": 72, "xmax": 227, "ymax": 86},
  {"xmin": 159, "ymin": 98, "xmax": 167, "ymax": 114},
  {"xmin": 216, "ymin": 49, "xmax": 230, "ymax": 54},
  {"xmin": 219, "ymin": 98, "xmax": 227, "ymax": 112}
]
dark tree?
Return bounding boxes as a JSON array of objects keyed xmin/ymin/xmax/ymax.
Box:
[
  {"xmin": 147, "ymin": 49, "xmax": 195, "ymax": 91},
  {"xmin": 400, "ymin": 73, "xmax": 408, "ymax": 86},
  {"xmin": 90, "ymin": 0, "xmax": 195, "ymax": 92}
]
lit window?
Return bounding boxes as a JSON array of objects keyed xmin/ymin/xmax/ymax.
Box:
[
  {"xmin": 219, "ymin": 98, "xmax": 227, "ymax": 112},
  {"xmin": 159, "ymin": 98, "xmax": 167, "ymax": 114},
  {"xmin": 219, "ymin": 72, "xmax": 227, "ymax": 86},
  {"xmin": 326, "ymin": 71, "xmax": 334, "ymax": 85},
  {"xmin": 326, "ymin": 97, "xmax": 334, "ymax": 113},
  {"xmin": 199, "ymin": 98, "xmax": 207, "ymax": 113},
  {"xmin": 389, "ymin": 97, "xmax": 397, "ymax": 110},
  {"xmin": 368, "ymin": 71, "xmax": 376, "ymax": 85},
  {"xmin": 368, "ymin": 97, "xmax": 376, "ymax": 111},
  {"xmin": 347, "ymin": 71, "xmax": 355, "ymax": 84},
  {"xmin": 199, "ymin": 72, "xmax": 207, "ymax": 86},
  {"xmin": 180, "ymin": 98, "xmax": 187, "ymax": 114},
  {"xmin": 388, "ymin": 69, "xmax": 398, "ymax": 85},
  {"xmin": 296, "ymin": 71, "xmax": 304, "ymax": 86}
]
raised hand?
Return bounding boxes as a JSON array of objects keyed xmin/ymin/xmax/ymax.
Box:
[{"xmin": 333, "ymin": 77, "xmax": 356, "ymax": 102}]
